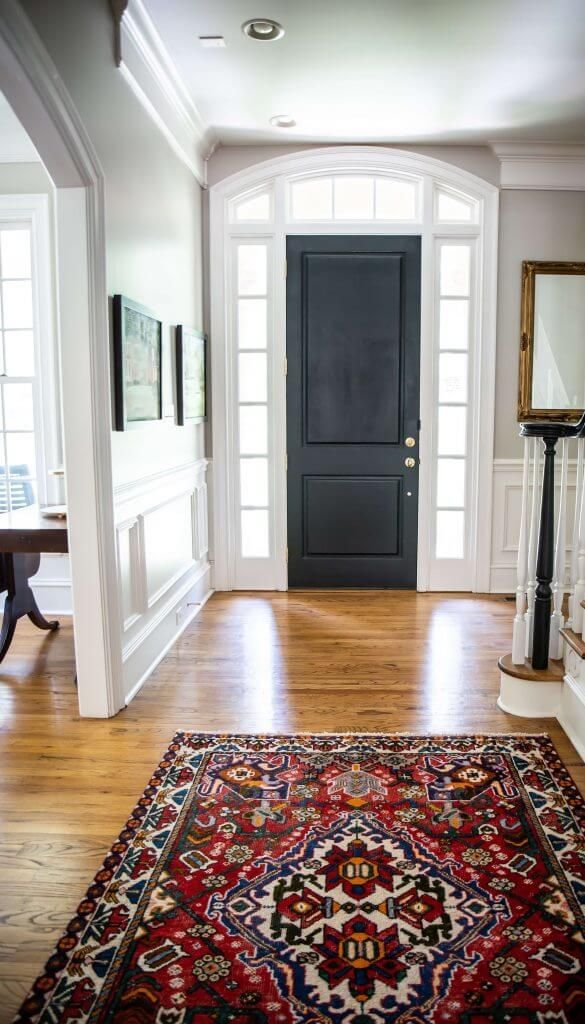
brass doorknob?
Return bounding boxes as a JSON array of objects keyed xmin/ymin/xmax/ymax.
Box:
[
  {"xmin": 405, "ymin": 437, "xmax": 416, "ymax": 448},
  {"xmin": 405, "ymin": 457, "xmax": 416, "ymax": 468}
]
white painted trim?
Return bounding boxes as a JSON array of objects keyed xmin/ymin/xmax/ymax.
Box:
[
  {"xmin": 119, "ymin": 0, "xmax": 214, "ymax": 185},
  {"xmin": 0, "ymin": 0, "xmax": 124, "ymax": 716},
  {"xmin": 113, "ymin": 457, "xmax": 209, "ymax": 503},
  {"xmin": 492, "ymin": 143, "xmax": 585, "ymax": 190},
  {"xmin": 490, "ymin": 457, "xmax": 580, "ymax": 593},
  {"xmin": 210, "ymin": 146, "xmax": 498, "ymax": 593},
  {"xmin": 497, "ymin": 670, "xmax": 562, "ymax": 717},
  {"xmin": 124, "ymin": 574, "xmax": 213, "ymax": 704},
  {"xmin": 558, "ymin": 672, "xmax": 585, "ymax": 762}
]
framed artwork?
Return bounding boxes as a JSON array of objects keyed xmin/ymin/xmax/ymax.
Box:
[
  {"xmin": 176, "ymin": 325, "xmax": 207, "ymax": 425},
  {"xmin": 112, "ymin": 295, "xmax": 163, "ymax": 431}
]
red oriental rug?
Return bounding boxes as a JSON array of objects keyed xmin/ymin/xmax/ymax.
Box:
[{"xmin": 16, "ymin": 733, "xmax": 585, "ymax": 1023}]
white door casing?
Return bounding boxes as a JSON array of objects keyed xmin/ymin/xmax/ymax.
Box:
[
  {"xmin": 0, "ymin": 0, "xmax": 124, "ymax": 716},
  {"xmin": 210, "ymin": 147, "xmax": 499, "ymax": 593}
]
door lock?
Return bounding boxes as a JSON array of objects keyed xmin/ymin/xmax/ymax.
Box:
[
  {"xmin": 405, "ymin": 437, "xmax": 416, "ymax": 447},
  {"xmin": 405, "ymin": 457, "xmax": 416, "ymax": 468}
]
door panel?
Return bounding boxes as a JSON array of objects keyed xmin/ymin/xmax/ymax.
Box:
[{"xmin": 287, "ymin": 235, "xmax": 421, "ymax": 588}]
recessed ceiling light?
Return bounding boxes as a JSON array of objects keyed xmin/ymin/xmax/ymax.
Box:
[
  {"xmin": 199, "ymin": 36, "xmax": 226, "ymax": 48},
  {"xmin": 270, "ymin": 114, "xmax": 296, "ymax": 128},
  {"xmin": 242, "ymin": 19, "xmax": 285, "ymax": 42}
]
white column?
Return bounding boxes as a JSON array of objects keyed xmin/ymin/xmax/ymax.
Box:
[
  {"xmin": 525, "ymin": 437, "xmax": 541, "ymax": 657},
  {"xmin": 550, "ymin": 437, "xmax": 569, "ymax": 659},
  {"xmin": 573, "ymin": 438, "xmax": 585, "ymax": 636},
  {"xmin": 512, "ymin": 438, "xmax": 531, "ymax": 663},
  {"xmin": 568, "ymin": 436, "xmax": 584, "ymax": 629}
]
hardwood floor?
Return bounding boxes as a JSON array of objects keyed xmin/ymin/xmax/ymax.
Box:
[{"xmin": 0, "ymin": 590, "xmax": 583, "ymax": 1018}]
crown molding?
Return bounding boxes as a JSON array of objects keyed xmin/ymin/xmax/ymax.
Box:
[
  {"xmin": 492, "ymin": 142, "xmax": 585, "ymax": 190},
  {"xmin": 118, "ymin": 0, "xmax": 215, "ymax": 186}
]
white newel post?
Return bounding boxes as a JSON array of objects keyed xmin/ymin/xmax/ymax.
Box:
[
  {"xmin": 512, "ymin": 438, "xmax": 531, "ymax": 663},
  {"xmin": 568, "ymin": 436, "xmax": 584, "ymax": 629},
  {"xmin": 573, "ymin": 437, "xmax": 585, "ymax": 636},
  {"xmin": 550, "ymin": 437, "xmax": 569, "ymax": 658},
  {"xmin": 525, "ymin": 437, "xmax": 541, "ymax": 657}
]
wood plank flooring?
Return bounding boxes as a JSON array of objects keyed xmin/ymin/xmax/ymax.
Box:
[{"xmin": 0, "ymin": 590, "xmax": 583, "ymax": 1018}]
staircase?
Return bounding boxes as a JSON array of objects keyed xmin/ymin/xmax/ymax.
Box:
[{"xmin": 499, "ymin": 413, "xmax": 585, "ymax": 758}]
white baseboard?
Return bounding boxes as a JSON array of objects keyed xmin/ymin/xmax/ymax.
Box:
[
  {"xmin": 31, "ymin": 579, "xmax": 73, "ymax": 615},
  {"xmin": 558, "ymin": 672, "xmax": 585, "ymax": 762},
  {"xmin": 122, "ymin": 563, "xmax": 212, "ymax": 704}
]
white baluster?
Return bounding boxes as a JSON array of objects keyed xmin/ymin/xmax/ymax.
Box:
[
  {"xmin": 550, "ymin": 438, "xmax": 569, "ymax": 659},
  {"xmin": 568, "ymin": 436, "xmax": 584, "ymax": 629},
  {"xmin": 512, "ymin": 438, "xmax": 530, "ymax": 663},
  {"xmin": 573, "ymin": 438, "xmax": 585, "ymax": 635},
  {"xmin": 525, "ymin": 437, "xmax": 541, "ymax": 657}
]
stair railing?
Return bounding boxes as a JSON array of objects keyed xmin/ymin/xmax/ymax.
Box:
[{"xmin": 518, "ymin": 411, "xmax": 585, "ymax": 671}]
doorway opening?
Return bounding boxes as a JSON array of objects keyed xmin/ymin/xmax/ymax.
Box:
[{"xmin": 210, "ymin": 147, "xmax": 498, "ymax": 593}]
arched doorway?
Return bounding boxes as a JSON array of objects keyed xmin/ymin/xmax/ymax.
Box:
[
  {"xmin": 0, "ymin": 3, "xmax": 123, "ymax": 715},
  {"xmin": 210, "ymin": 147, "xmax": 499, "ymax": 593}
]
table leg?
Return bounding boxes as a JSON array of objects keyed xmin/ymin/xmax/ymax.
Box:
[{"xmin": 0, "ymin": 552, "xmax": 59, "ymax": 663}]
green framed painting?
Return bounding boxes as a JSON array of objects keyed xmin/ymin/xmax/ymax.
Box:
[{"xmin": 176, "ymin": 325, "xmax": 206, "ymax": 425}]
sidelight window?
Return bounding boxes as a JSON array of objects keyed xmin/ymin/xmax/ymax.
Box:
[
  {"xmin": 434, "ymin": 241, "xmax": 473, "ymax": 561},
  {"xmin": 235, "ymin": 240, "xmax": 271, "ymax": 559}
]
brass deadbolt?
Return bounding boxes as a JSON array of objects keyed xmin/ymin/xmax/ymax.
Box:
[{"xmin": 405, "ymin": 437, "xmax": 416, "ymax": 447}]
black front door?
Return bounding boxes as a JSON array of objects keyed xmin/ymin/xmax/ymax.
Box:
[{"xmin": 286, "ymin": 235, "xmax": 421, "ymax": 588}]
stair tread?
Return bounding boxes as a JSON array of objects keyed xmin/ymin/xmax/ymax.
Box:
[{"xmin": 560, "ymin": 627, "xmax": 585, "ymax": 659}]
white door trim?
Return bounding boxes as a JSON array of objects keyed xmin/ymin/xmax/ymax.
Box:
[
  {"xmin": 0, "ymin": 0, "xmax": 124, "ymax": 715},
  {"xmin": 210, "ymin": 147, "xmax": 498, "ymax": 593}
]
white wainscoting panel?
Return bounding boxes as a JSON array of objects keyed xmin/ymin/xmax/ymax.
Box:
[
  {"xmin": 114, "ymin": 458, "xmax": 211, "ymax": 703},
  {"xmin": 490, "ymin": 459, "xmax": 577, "ymax": 593},
  {"xmin": 31, "ymin": 553, "xmax": 72, "ymax": 614}
]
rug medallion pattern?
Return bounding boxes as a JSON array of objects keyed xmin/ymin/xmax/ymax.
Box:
[{"xmin": 16, "ymin": 734, "xmax": 585, "ymax": 1022}]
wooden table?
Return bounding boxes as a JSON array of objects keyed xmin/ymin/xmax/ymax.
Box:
[{"xmin": 0, "ymin": 504, "xmax": 68, "ymax": 663}]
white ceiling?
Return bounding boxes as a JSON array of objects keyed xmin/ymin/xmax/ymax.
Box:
[
  {"xmin": 0, "ymin": 91, "xmax": 39, "ymax": 162},
  {"xmin": 143, "ymin": 0, "xmax": 585, "ymax": 146}
]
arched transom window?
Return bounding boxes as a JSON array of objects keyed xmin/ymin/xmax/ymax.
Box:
[{"xmin": 211, "ymin": 149, "xmax": 498, "ymax": 593}]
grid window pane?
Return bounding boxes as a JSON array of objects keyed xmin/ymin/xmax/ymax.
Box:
[
  {"xmin": 234, "ymin": 191, "xmax": 270, "ymax": 221},
  {"xmin": 3, "ymin": 382, "xmax": 34, "ymax": 430},
  {"xmin": 439, "ymin": 353, "xmax": 468, "ymax": 403},
  {"xmin": 375, "ymin": 178, "xmax": 417, "ymax": 220},
  {"xmin": 4, "ymin": 330, "xmax": 34, "ymax": 376},
  {"xmin": 238, "ymin": 298, "xmax": 267, "ymax": 350},
  {"xmin": 240, "ymin": 457, "xmax": 269, "ymax": 507},
  {"xmin": 440, "ymin": 245, "xmax": 470, "ymax": 297},
  {"xmin": 291, "ymin": 178, "xmax": 333, "ymax": 220},
  {"xmin": 437, "ymin": 190, "xmax": 475, "ymax": 222},
  {"xmin": 2, "ymin": 279, "xmax": 33, "ymax": 328},
  {"xmin": 239, "ymin": 405, "xmax": 267, "ymax": 455},
  {"xmin": 437, "ymin": 458, "xmax": 465, "ymax": 508},
  {"xmin": 238, "ymin": 244, "xmax": 267, "ymax": 296},
  {"xmin": 1, "ymin": 229, "xmax": 31, "ymax": 278},
  {"xmin": 436, "ymin": 510, "xmax": 465, "ymax": 559},
  {"xmin": 334, "ymin": 176, "xmax": 374, "ymax": 219},
  {"xmin": 438, "ymin": 406, "xmax": 467, "ymax": 456},
  {"xmin": 439, "ymin": 299, "xmax": 469, "ymax": 350},
  {"xmin": 241, "ymin": 509, "xmax": 269, "ymax": 557},
  {"xmin": 6, "ymin": 432, "xmax": 36, "ymax": 476},
  {"xmin": 239, "ymin": 352, "xmax": 267, "ymax": 402}
]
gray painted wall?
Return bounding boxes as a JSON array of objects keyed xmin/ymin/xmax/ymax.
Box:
[
  {"xmin": 207, "ymin": 145, "xmax": 585, "ymax": 459},
  {"xmin": 496, "ymin": 190, "xmax": 585, "ymax": 457},
  {"xmin": 21, "ymin": 0, "xmax": 205, "ymax": 487}
]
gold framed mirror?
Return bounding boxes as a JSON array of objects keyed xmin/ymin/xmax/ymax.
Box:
[{"xmin": 518, "ymin": 260, "xmax": 585, "ymax": 422}]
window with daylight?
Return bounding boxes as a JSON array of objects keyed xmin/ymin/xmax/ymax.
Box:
[
  {"xmin": 0, "ymin": 225, "xmax": 38, "ymax": 512},
  {"xmin": 435, "ymin": 242, "xmax": 472, "ymax": 560},
  {"xmin": 230, "ymin": 188, "xmax": 272, "ymax": 223},
  {"xmin": 289, "ymin": 174, "xmax": 420, "ymax": 221},
  {"xmin": 236, "ymin": 241, "xmax": 270, "ymax": 558},
  {"xmin": 435, "ymin": 185, "xmax": 479, "ymax": 224}
]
